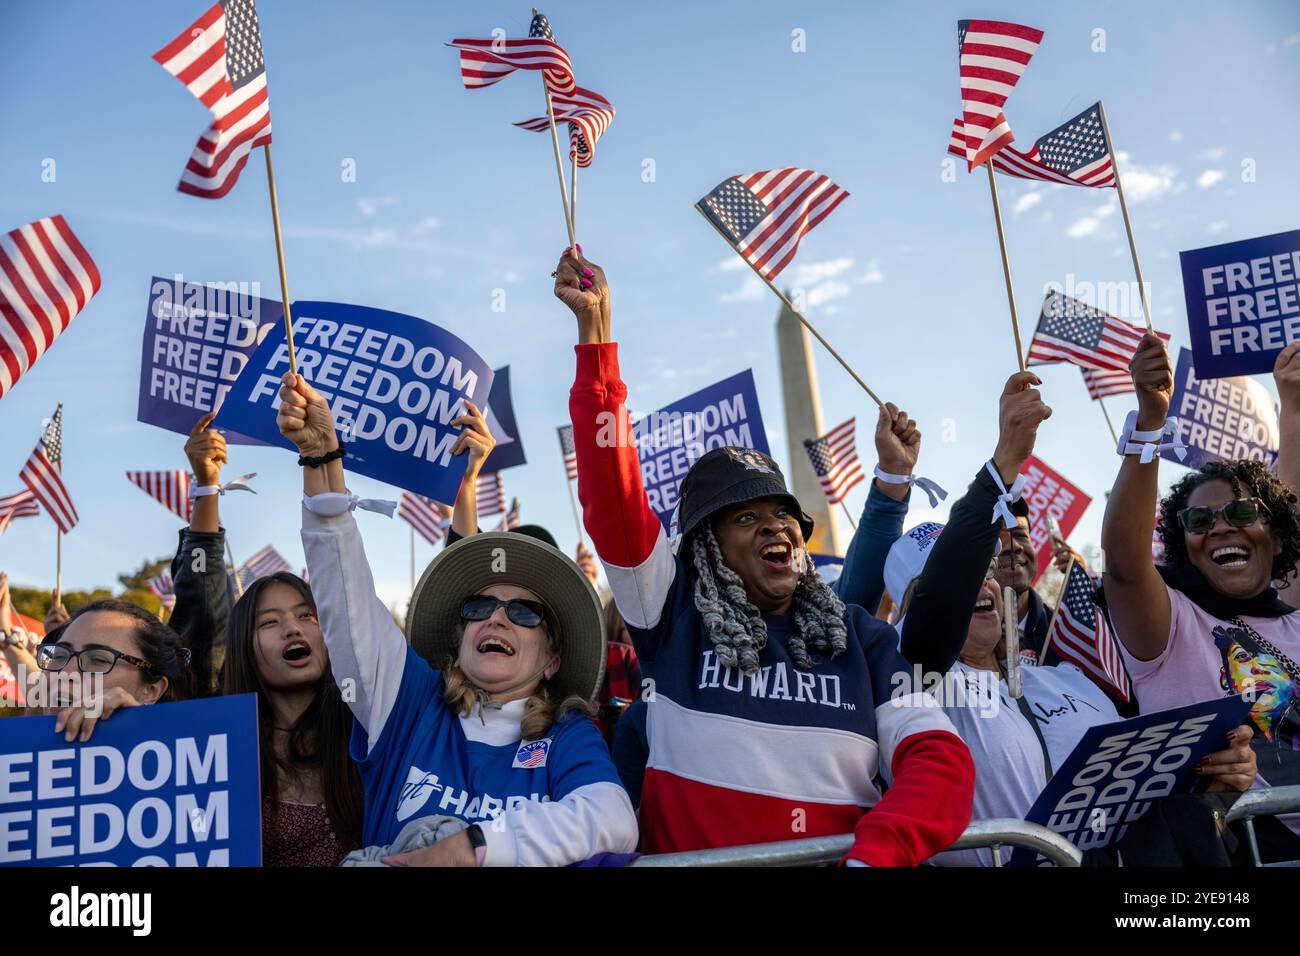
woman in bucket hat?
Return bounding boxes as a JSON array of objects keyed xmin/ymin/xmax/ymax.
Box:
[
  {"xmin": 553, "ymin": 247, "xmax": 974, "ymax": 865},
  {"xmin": 276, "ymin": 372, "xmax": 637, "ymax": 867}
]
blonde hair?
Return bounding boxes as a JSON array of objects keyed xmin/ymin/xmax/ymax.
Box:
[{"xmin": 441, "ymin": 622, "xmax": 594, "ymax": 741}]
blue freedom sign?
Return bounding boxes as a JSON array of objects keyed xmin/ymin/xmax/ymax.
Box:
[
  {"xmin": 481, "ymin": 365, "xmax": 527, "ymax": 473},
  {"xmin": 137, "ymin": 276, "xmax": 284, "ymax": 444},
  {"xmin": 1010, "ymin": 694, "xmax": 1252, "ymax": 865},
  {"xmin": 1181, "ymin": 229, "xmax": 1300, "ymax": 377},
  {"xmin": 0, "ymin": 694, "xmax": 261, "ymax": 867},
  {"xmin": 1163, "ymin": 347, "xmax": 1279, "ymax": 470},
  {"xmin": 633, "ymin": 369, "xmax": 771, "ymax": 528},
  {"xmin": 217, "ymin": 301, "xmax": 495, "ymax": 504}
]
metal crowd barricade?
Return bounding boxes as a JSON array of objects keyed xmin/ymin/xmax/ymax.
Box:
[
  {"xmin": 629, "ymin": 818, "xmax": 1083, "ymax": 867},
  {"xmin": 1223, "ymin": 784, "xmax": 1300, "ymax": 867}
]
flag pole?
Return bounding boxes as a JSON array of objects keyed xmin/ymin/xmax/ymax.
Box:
[
  {"xmin": 569, "ymin": 152, "xmax": 578, "ymax": 236},
  {"xmin": 262, "ymin": 144, "xmax": 297, "ymax": 373},
  {"xmin": 56, "ymin": 529, "xmax": 62, "ymax": 597},
  {"xmin": 565, "ymin": 477, "xmax": 585, "ymax": 546},
  {"xmin": 1097, "ymin": 101, "xmax": 1154, "ymax": 333},
  {"xmin": 1039, "ymin": 556, "xmax": 1073, "ymax": 664},
  {"xmin": 1098, "ymin": 397, "xmax": 1119, "ymax": 445},
  {"xmin": 984, "ymin": 160, "xmax": 1025, "ymax": 372},
  {"xmin": 694, "ymin": 206, "xmax": 883, "ymax": 408},
  {"xmin": 838, "ymin": 500, "xmax": 858, "ymax": 532}
]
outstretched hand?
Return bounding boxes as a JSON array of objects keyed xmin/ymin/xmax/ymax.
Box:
[
  {"xmin": 450, "ymin": 399, "xmax": 496, "ymax": 476},
  {"xmin": 185, "ymin": 411, "xmax": 228, "ymax": 485},
  {"xmin": 992, "ymin": 371, "xmax": 1052, "ymax": 483},
  {"xmin": 553, "ymin": 246, "xmax": 610, "ymax": 343},
  {"xmin": 1130, "ymin": 332, "xmax": 1174, "ymax": 429},
  {"xmin": 276, "ymin": 372, "xmax": 338, "ymax": 458},
  {"xmin": 874, "ymin": 402, "xmax": 920, "ymax": 476}
]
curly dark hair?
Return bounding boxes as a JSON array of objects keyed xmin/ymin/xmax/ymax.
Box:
[{"xmin": 1158, "ymin": 459, "xmax": 1300, "ymax": 581}]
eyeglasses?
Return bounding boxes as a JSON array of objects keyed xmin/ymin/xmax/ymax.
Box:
[
  {"xmin": 459, "ymin": 595, "xmax": 548, "ymax": 629},
  {"xmin": 1178, "ymin": 498, "xmax": 1271, "ymax": 535},
  {"xmin": 36, "ymin": 643, "xmax": 156, "ymax": 675}
]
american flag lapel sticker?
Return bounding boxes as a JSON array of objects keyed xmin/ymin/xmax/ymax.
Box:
[{"xmin": 512, "ymin": 737, "xmax": 552, "ymax": 769}]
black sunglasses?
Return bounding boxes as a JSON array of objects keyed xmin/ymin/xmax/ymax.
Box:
[
  {"xmin": 1177, "ymin": 497, "xmax": 1271, "ymax": 535},
  {"xmin": 460, "ymin": 595, "xmax": 548, "ymax": 629}
]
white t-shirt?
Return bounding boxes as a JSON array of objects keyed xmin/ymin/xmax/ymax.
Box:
[{"xmin": 931, "ymin": 661, "xmax": 1118, "ymax": 866}]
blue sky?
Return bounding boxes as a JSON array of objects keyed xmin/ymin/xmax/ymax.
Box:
[{"xmin": 2, "ymin": 0, "xmax": 1298, "ymax": 609}]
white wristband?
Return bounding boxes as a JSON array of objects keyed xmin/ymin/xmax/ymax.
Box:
[
  {"xmin": 1116, "ymin": 411, "xmax": 1187, "ymax": 464},
  {"xmin": 190, "ymin": 473, "xmax": 258, "ymax": 498},
  {"xmin": 872, "ymin": 466, "xmax": 949, "ymax": 508},
  {"xmin": 985, "ymin": 460, "xmax": 1026, "ymax": 529},
  {"xmin": 302, "ymin": 491, "xmax": 397, "ymax": 518}
]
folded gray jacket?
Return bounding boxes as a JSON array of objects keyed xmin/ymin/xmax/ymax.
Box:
[{"xmin": 341, "ymin": 814, "xmax": 468, "ymax": 867}]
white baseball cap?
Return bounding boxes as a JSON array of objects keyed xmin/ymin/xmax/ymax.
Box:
[{"xmin": 884, "ymin": 522, "xmax": 945, "ymax": 609}]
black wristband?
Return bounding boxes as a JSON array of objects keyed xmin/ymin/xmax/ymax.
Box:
[{"xmin": 298, "ymin": 442, "xmax": 347, "ymax": 468}]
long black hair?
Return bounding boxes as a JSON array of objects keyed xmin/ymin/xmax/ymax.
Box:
[
  {"xmin": 1158, "ymin": 460, "xmax": 1300, "ymax": 581},
  {"xmin": 223, "ymin": 572, "xmax": 363, "ymax": 850}
]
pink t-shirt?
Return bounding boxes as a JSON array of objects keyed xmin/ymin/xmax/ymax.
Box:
[{"xmin": 1118, "ymin": 584, "xmax": 1300, "ymax": 791}]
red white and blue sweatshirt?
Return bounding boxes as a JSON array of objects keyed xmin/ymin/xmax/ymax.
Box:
[{"xmin": 570, "ymin": 343, "xmax": 975, "ymax": 864}]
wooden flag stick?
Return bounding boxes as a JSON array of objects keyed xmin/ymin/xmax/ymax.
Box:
[
  {"xmin": 694, "ymin": 205, "xmax": 883, "ymax": 408},
  {"xmin": 1039, "ymin": 556, "xmax": 1074, "ymax": 664},
  {"xmin": 543, "ymin": 86, "xmax": 577, "ymax": 248},
  {"xmin": 1097, "ymin": 101, "xmax": 1154, "ymax": 333},
  {"xmin": 564, "ymin": 476, "xmax": 585, "ymax": 547},
  {"xmin": 569, "ymin": 152, "xmax": 578, "ymax": 235},
  {"xmin": 262, "ymin": 144, "xmax": 297, "ymax": 373},
  {"xmin": 56, "ymin": 529, "xmax": 62, "ymax": 598},
  {"xmin": 1098, "ymin": 397, "xmax": 1119, "ymax": 445},
  {"xmin": 838, "ymin": 499, "xmax": 858, "ymax": 532},
  {"xmin": 985, "ymin": 160, "xmax": 1025, "ymax": 372}
]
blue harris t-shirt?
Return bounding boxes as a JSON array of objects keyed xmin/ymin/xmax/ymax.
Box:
[{"xmin": 353, "ymin": 646, "xmax": 620, "ymax": 848}]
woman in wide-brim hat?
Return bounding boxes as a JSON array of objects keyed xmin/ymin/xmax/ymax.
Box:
[{"xmin": 276, "ymin": 372, "xmax": 638, "ymax": 868}]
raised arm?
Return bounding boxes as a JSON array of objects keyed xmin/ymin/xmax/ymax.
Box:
[
  {"xmin": 447, "ymin": 398, "xmax": 495, "ymax": 539},
  {"xmin": 833, "ymin": 403, "xmax": 917, "ymax": 611},
  {"xmin": 1100, "ymin": 333, "xmax": 1175, "ymax": 661},
  {"xmin": 169, "ymin": 412, "xmax": 230, "ymax": 697},
  {"xmin": 902, "ymin": 371, "xmax": 1051, "ymax": 674},
  {"xmin": 277, "ymin": 371, "xmax": 407, "ymax": 744},
  {"xmin": 555, "ymin": 249, "xmax": 677, "ymax": 659}
]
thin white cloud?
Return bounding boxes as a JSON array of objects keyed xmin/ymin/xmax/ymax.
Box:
[
  {"xmin": 1114, "ymin": 152, "xmax": 1178, "ymax": 203},
  {"xmin": 855, "ymin": 259, "xmax": 883, "ymax": 285},
  {"xmin": 718, "ymin": 276, "xmax": 764, "ymax": 304},
  {"xmin": 1197, "ymin": 169, "xmax": 1225, "ymax": 189},
  {"xmin": 1207, "ymin": 220, "xmax": 1229, "ymax": 234},
  {"xmin": 714, "ymin": 256, "xmax": 747, "ymax": 272},
  {"xmin": 788, "ymin": 257, "xmax": 854, "ymax": 285},
  {"xmin": 356, "ymin": 196, "xmax": 399, "ymax": 217},
  {"xmin": 1199, "ymin": 147, "xmax": 1226, "ymax": 160},
  {"xmin": 804, "ymin": 281, "xmax": 851, "ymax": 308},
  {"xmin": 1013, "ymin": 191, "xmax": 1044, "ymax": 215},
  {"xmin": 1065, "ymin": 200, "xmax": 1117, "ymax": 239}
]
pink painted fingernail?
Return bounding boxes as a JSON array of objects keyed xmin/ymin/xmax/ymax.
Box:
[
  {"xmin": 581, "ymin": 279, "xmax": 593, "ymax": 289},
  {"xmin": 581, "ymin": 267, "xmax": 593, "ymax": 278}
]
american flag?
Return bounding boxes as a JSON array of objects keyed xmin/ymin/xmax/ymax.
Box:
[
  {"xmin": 237, "ymin": 544, "xmax": 292, "ymax": 589},
  {"xmin": 1081, "ymin": 367, "xmax": 1134, "ymax": 401},
  {"xmin": 803, "ymin": 419, "xmax": 865, "ymax": 505},
  {"xmin": 1027, "ymin": 292, "xmax": 1150, "ymax": 372},
  {"xmin": 557, "ymin": 424, "xmax": 578, "ymax": 480},
  {"xmin": 1050, "ymin": 560, "xmax": 1131, "ymax": 702},
  {"xmin": 152, "ymin": 0, "xmax": 274, "ymax": 199},
  {"xmin": 149, "ymin": 570, "xmax": 176, "ymax": 612},
  {"xmin": 0, "ymin": 489, "xmax": 39, "ymax": 537},
  {"xmin": 696, "ymin": 169, "xmax": 849, "ymax": 282},
  {"xmin": 515, "ymin": 740, "xmax": 548, "ymax": 768},
  {"xmin": 947, "ymin": 109, "xmax": 1116, "ymax": 188},
  {"xmin": 0, "ymin": 216, "xmax": 101, "ymax": 402},
  {"xmin": 515, "ymin": 87, "xmax": 616, "ymax": 167},
  {"xmin": 126, "ymin": 471, "xmax": 193, "ymax": 523},
  {"xmin": 20, "ymin": 404, "xmax": 77, "ymax": 534},
  {"xmin": 476, "ymin": 472, "xmax": 507, "ymax": 518},
  {"xmin": 498, "ymin": 498, "xmax": 521, "ymax": 532},
  {"xmin": 398, "ymin": 492, "xmax": 451, "ymax": 545},
  {"xmin": 956, "ymin": 19, "xmax": 1043, "ymax": 169},
  {"xmin": 447, "ymin": 11, "xmax": 575, "ymax": 96}
]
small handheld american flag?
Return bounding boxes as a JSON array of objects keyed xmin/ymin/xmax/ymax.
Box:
[
  {"xmin": 476, "ymin": 472, "xmax": 507, "ymax": 518},
  {"xmin": 237, "ymin": 544, "xmax": 292, "ymax": 590},
  {"xmin": 0, "ymin": 490, "xmax": 39, "ymax": 537},
  {"xmin": 1027, "ymin": 292, "xmax": 1162, "ymax": 373},
  {"xmin": 0, "ymin": 216, "xmax": 101, "ymax": 403},
  {"xmin": 696, "ymin": 169, "xmax": 849, "ymax": 282},
  {"xmin": 20, "ymin": 405, "xmax": 77, "ymax": 534},
  {"xmin": 803, "ymin": 419, "xmax": 865, "ymax": 505},
  {"xmin": 1048, "ymin": 560, "xmax": 1131, "ymax": 702},
  {"xmin": 149, "ymin": 571, "xmax": 177, "ymax": 612},
  {"xmin": 557, "ymin": 425, "xmax": 578, "ymax": 480},
  {"xmin": 515, "ymin": 87, "xmax": 616, "ymax": 168},
  {"xmin": 956, "ymin": 19, "xmax": 1044, "ymax": 169},
  {"xmin": 127, "ymin": 471, "xmax": 193, "ymax": 523},
  {"xmin": 1081, "ymin": 367, "xmax": 1133, "ymax": 401},
  {"xmin": 447, "ymin": 11, "xmax": 576, "ymax": 96},
  {"xmin": 398, "ymin": 492, "xmax": 451, "ymax": 545},
  {"xmin": 948, "ymin": 106, "xmax": 1116, "ymax": 189},
  {"xmin": 152, "ymin": 0, "xmax": 274, "ymax": 199}
]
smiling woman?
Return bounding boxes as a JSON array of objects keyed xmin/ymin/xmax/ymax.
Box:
[{"xmin": 1101, "ymin": 333, "xmax": 1300, "ymax": 861}]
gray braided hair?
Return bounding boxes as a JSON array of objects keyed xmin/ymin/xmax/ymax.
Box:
[{"xmin": 690, "ymin": 523, "xmax": 849, "ymax": 675}]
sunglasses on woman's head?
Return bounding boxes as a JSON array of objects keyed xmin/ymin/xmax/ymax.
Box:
[
  {"xmin": 1177, "ymin": 497, "xmax": 1271, "ymax": 535},
  {"xmin": 459, "ymin": 595, "xmax": 548, "ymax": 629}
]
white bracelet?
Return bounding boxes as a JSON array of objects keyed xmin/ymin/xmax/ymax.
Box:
[
  {"xmin": 1115, "ymin": 411, "xmax": 1187, "ymax": 464},
  {"xmin": 302, "ymin": 491, "xmax": 397, "ymax": 518},
  {"xmin": 872, "ymin": 465, "xmax": 949, "ymax": 508},
  {"xmin": 190, "ymin": 473, "xmax": 258, "ymax": 498},
  {"xmin": 984, "ymin": 460, "xmax": 1026, "ymax": 529}
]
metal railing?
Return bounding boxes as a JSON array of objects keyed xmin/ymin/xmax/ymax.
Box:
[
  {"xmin": 630, "ymin": 818, "xmax": 1083, "ymax": 867},
  {"xmin": 1224, "ymin": 784, "xmax": 1300, "ymax": 867}
]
